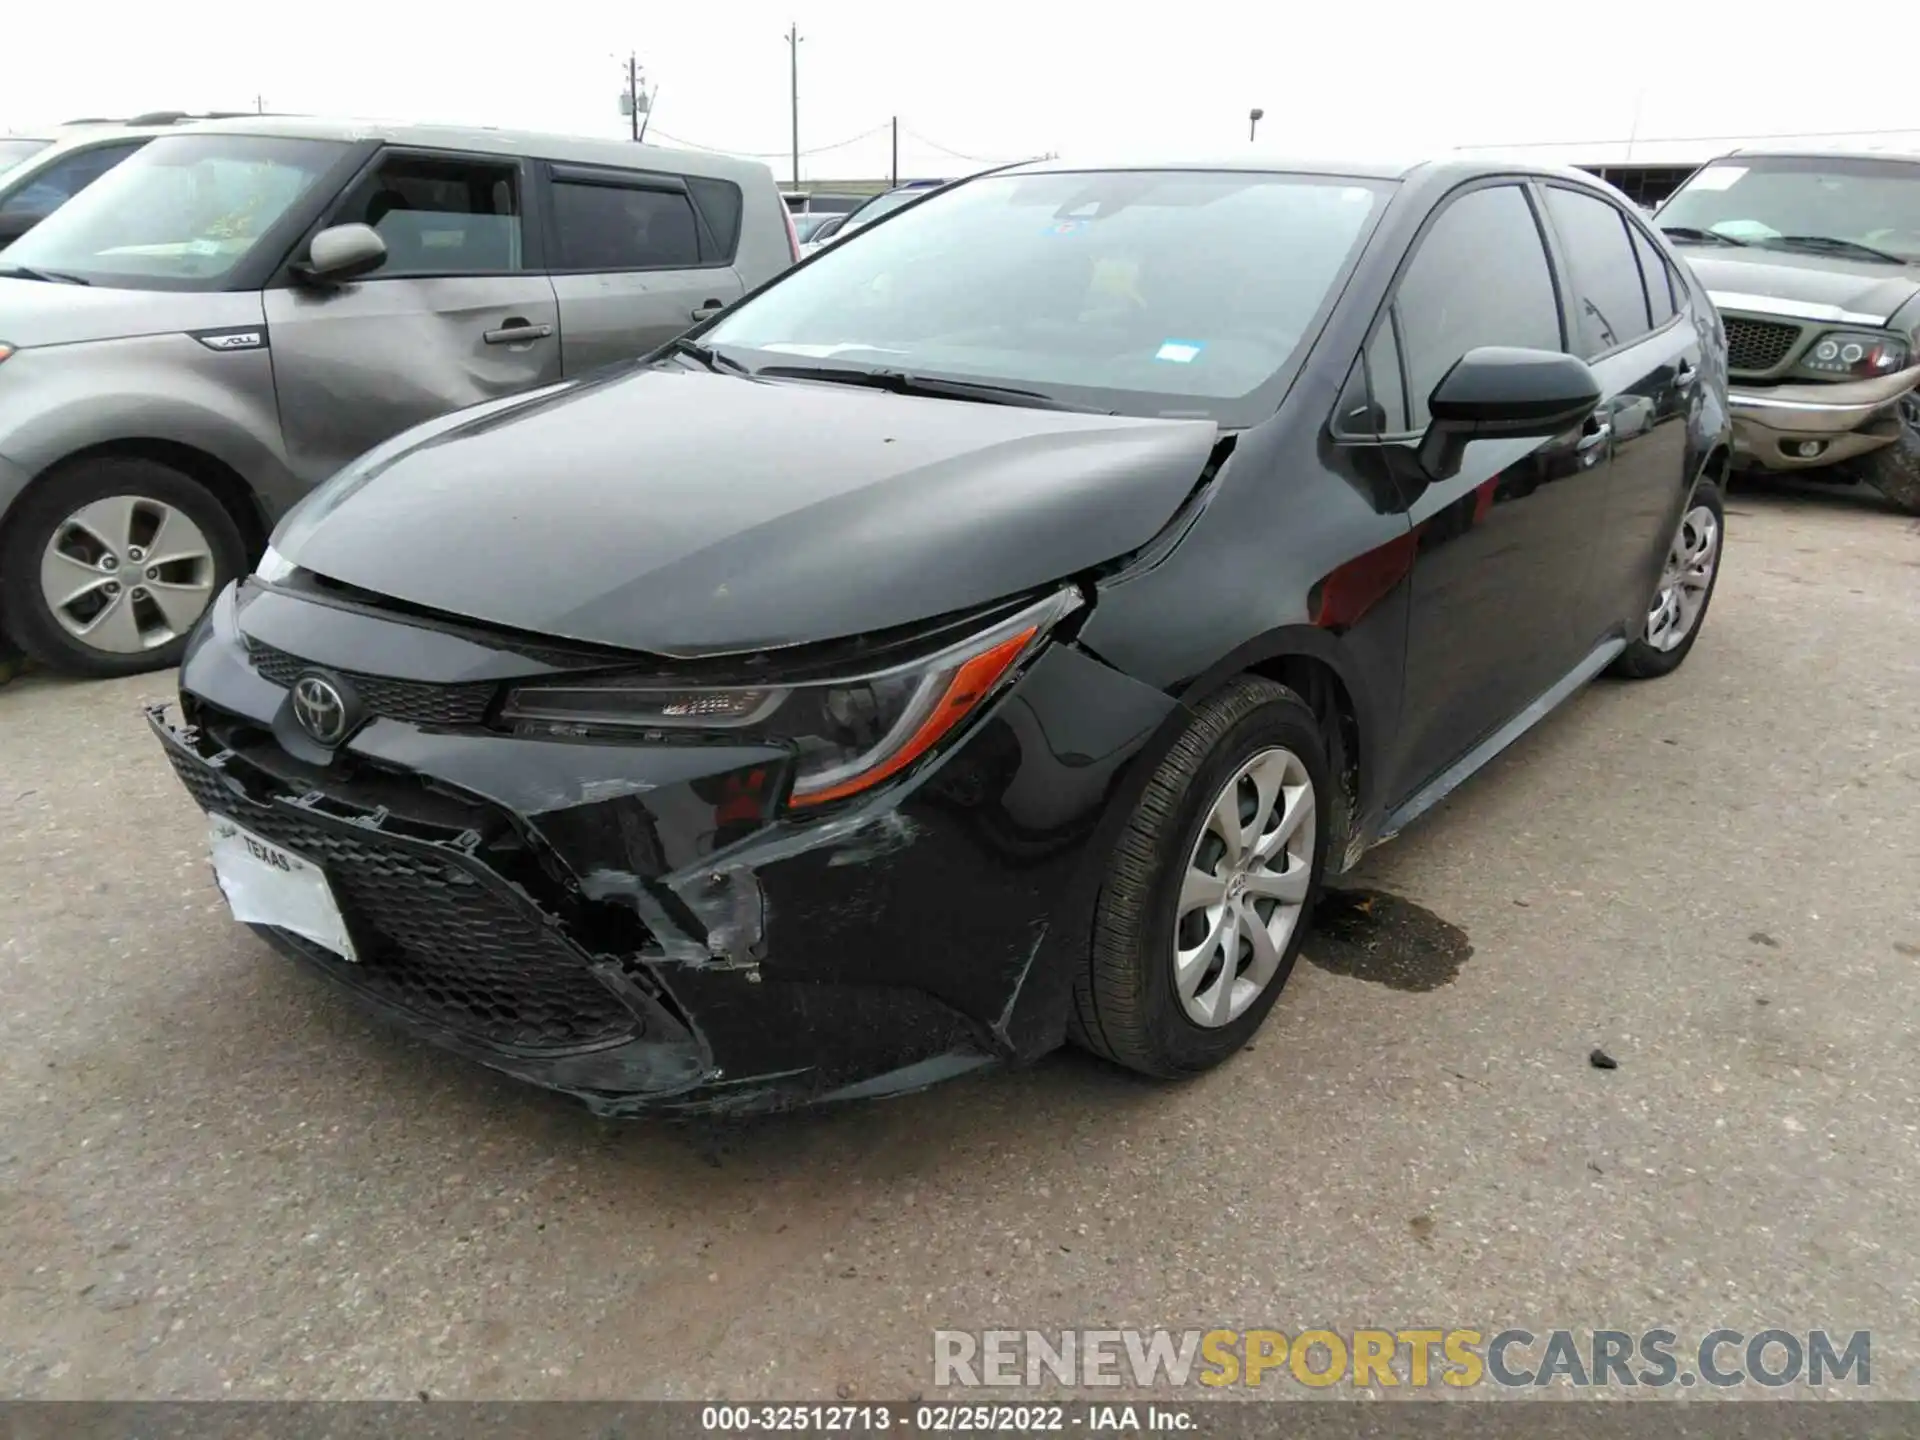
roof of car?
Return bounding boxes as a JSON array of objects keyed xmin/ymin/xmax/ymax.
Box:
[
  {"xmin": 9, "ymin": 118, "xmax": 215, "ymax": 151},
  {"xmin": 182, "ymin": 114, "xmax": 775, "ymax": 182},
  {"xmin": 984, "ymin": 154, "xmax": 1638, "ymax": 191},
  {"xmin": 1721, "ymin": 147, "xmax": 1920, "ymax": 165}
]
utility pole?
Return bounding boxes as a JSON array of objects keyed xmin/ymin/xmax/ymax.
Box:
[
  {"xmin": 890, "ymin": 116, "xmax": 898, "ymax": 187},
  {"xmin": 254, "ymin": 95, "xmax": 265, "ymax": 115},
  {"xmin": 785, "ymin": 23, "xmax": 803, "ymax": 188},
  {"xmin": 626, "ymin": 52, "xmax": 642, "ymax": 142}
]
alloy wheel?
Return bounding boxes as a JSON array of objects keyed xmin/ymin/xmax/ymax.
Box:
[
  {"xmin": 1645, "ymin": 502, "xmax": 1720, "ymax": 653},
  {"xmin": 1172, "ymin": 746, "xmax": 1316, "ymax": 1028},
  {"xmin": 38, "ymin": 494, "xmax": 216, "ymax": 655}
]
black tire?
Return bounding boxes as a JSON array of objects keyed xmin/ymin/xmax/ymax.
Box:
[
  {"xmin": 1610, "ymin": 481, "xmax": 1725, "ymax": 681},
  {"xmin": 0, "ymin": 457, "xmax": 247, "ymax": 679},
  {"xmin": 1852, "ymin": 394, "xmax": 1920, "ymax": 515},
  {"xmin": 1068, "ymin": 675, "xmax": 1331, "ymax": 1078}
]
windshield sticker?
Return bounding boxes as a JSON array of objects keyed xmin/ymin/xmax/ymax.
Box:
[
  {"xmin": 1687, "ymin": 166, "xmax": 1747, "ymax": 192},
  {"xmin": 1155, "ymin": 341, "xmax": 1204, "ymax": 364},
  {"xmin": 1044, "ymin": 220, "xmax": 1087, "ymax": 236}
]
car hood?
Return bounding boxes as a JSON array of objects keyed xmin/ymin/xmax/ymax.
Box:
[
  {"xmin": 0, "ymin": 276, "xmax": 258, "ymax": 349},
  {"xmin": 271, "ymin": 365, "xmax": 1221, "ymax": 657},
  {"xmin": 1681, "ymin": 250, "xmax": 1920, "ymax": 326}
]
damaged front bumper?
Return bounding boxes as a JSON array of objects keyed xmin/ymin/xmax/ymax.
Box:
[
  {"xmin": 151, "ymin": 582, "xmax": 1177, "ymax": 1115},
  {"xmin": 1729, "ymin": 362, "xmax": 1920, "ymax": 471}
]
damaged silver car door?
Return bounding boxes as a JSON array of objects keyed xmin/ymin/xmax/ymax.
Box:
[{"xmin": 262, "ymin": 146, "xmax": 562, "ymax": 486}]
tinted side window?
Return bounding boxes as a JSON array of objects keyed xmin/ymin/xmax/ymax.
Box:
[
  {"xmin": 0, "ymin": 142, "xmax": 141, "ymax": 218},
  {"xmin": 1544, "ymin": 186, "xmax": 1654, "ymax": 358},
  {"xmin": 551, "ymin": 182, "xmax": 701, "ymax": 270},
  {"xmin": 687, "ymin": 177, "xmax": 742, "ymax": 261},
  {"xmin": 331, "ymin": 154, "xmax": 522, "ymax": 277},
  {"xmin": 1394, "ymin": 184, "xmax": 1561, "ymax": 429},
  {"xmin": 1628, "ymin": 223, "xmax": 1677, "ymax": 326}
]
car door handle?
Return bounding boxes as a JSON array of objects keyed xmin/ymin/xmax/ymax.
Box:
[
  {"xmin": 1576, "ymin": 418, "xmax": 1612, "ymax": 453},
  {"xmin": 483, "ymin": 321, "xmax": 553, "ymax": 345},
  {"xmin": 690, "ymin": 300, "xmax": 726, "ymax": 321},
  {"xmin": 1674, "ymin": 360, "xmax": 1699, "ymax": 388}
]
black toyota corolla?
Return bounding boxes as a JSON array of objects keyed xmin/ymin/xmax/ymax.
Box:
[{"xmin": 153, "ymin": 157, "xmax": 1731, "ymax": 1115}]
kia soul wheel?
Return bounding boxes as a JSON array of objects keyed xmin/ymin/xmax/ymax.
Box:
[
  {"xmin": 1070, "ymin": 676, "xmax": 1331, "ymax": 1077},
  {"xmin": 1, "ymin": 459, "xmax": 246, "ymax": 678}
]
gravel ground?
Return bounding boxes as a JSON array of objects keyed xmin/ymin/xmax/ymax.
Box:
[{"xmin": 1, "ymin": 481, "xmax": 1915, "ymax": 1401}]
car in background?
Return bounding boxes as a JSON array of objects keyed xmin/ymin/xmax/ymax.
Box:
[
  {"xmin": 782, "ymin": 191, "xmax": 864, "ymax": 216},
  {"xmin": 1655, "ymin": 148, "xmax": 1920, "ymax": 513},
  {"xmin": 0, "ymin": 116, "xmax": 795, "ymax": 677},
  {"xmin": 0, "ymin": 113, "xmax": 261, "ymax": 248},
  {"xmin": 800, "ymin": 178, "xmax": 951, "ymax": 253},
  {"xmin": 150, "ymin": 155, "xmax": 1729, "ymax": 1115},
  {"xmin": 793, "ymin": 212, "xmax": 842, "ymax": 244}
]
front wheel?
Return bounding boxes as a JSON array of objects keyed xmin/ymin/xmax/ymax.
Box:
[
  {"xmin": 0, "ymin": 458, "xmax": 246, "ymax": 678},
  {"xmin": 1610, "ymin": 481, "xmax": 1725, "ymax": 681},
  {"xmin": 1069, "ymin": 676, "xmax": 1330, "ymax": 1078},
  {"xmin": 1852, "ymin": 393, "xmax": 1920, "ymax": 515}
]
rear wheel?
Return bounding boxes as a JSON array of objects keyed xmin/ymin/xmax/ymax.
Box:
[
  {"xmin": 1610, "ymin": 481, "xmax": 1724, "ymax": 680},
  {"xmin": 1069, "ymin": 676, "xmax": 1330, "ymax": 1078},
  {"xmin": 0, "ymin": 457, "xmax": 246, "ymax": 678}
]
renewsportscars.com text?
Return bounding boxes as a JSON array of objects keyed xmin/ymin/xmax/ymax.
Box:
[{"xmin": 933, "ymin": 1328, "xmax": 1871, "ymax": 1390}]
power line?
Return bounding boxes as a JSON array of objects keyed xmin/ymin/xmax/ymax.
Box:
[
  {"xmin": 901, "ymin": 126, "xmax": 1002, "ymax": 163},
  {"xmin": 645, "ymin": 121, "xmax": 890, "ymax": 159}
]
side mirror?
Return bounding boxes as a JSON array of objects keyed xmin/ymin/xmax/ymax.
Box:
[
  {"xmin": 294, "ymin": 222, "xmax": 386, "ymax": 286},
  {"xmin": 1416, "ymin": 346, "xmax": 1602, "ymax": 482}
]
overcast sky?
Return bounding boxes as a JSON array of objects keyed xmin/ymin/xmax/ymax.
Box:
[{"xmin": 9, "ymin": 1, "xmax": 1918, "ymax": 179}]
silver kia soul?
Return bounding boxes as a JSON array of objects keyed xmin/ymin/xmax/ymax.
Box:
[{"xmin": 0, "ymin": 116, "xmax": 796, "ymax": 676}]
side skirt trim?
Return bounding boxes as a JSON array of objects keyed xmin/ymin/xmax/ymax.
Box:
[{"xmin": 1376, "ymin": 636, "xmax": 1627, "ymax": 845}]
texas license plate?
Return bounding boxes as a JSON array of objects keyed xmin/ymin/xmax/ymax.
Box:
[{"xmin": 208, "ymin": 815, "xmax": 358, "ymax": 962}]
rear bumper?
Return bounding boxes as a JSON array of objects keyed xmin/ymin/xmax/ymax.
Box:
[
  {"xmin": 1729, "ymin": 364, "xmax": 1920, "ymax": 470},
  {"xmin": 151, "ymin": 581, "xmax": 1178, "ymax": 1115}
]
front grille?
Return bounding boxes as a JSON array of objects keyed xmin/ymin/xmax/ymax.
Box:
[
  {"xmin": 1724, "ymin": 316, "xmax": 1803, "ymax": 373},
  {"xmin": 161, "ymin": 745, "xmax": 639, "ymax": 1053},
  {"xmin": 246, "ymin": 640, "xmax": 497, "ymax": 727}
]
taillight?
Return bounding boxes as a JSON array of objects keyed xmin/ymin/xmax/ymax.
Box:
[{"xmin": 782, "ymin": 206, "xmax": 801, "ymax": 263}]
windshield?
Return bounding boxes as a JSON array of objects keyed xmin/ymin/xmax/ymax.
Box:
[
  {"xmin": 3, "ymin": 133, "xmax": 350, "ymax": 288},
  {"xmin": 0, "ymin": 138, "xmax": 51, "ymax": 176},
  {"xmin": 1658, "ymin": 155, "xmax": 1920, "ymax": 261},
  {"xmin": 703, "ymin": 169, "xmax": 1387, "ymax": 424}
]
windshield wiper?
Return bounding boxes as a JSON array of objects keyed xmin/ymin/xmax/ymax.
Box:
[
  {"xmin": 659, "ymin": 336, "xmax": 750, "ymax": 375},
  {"xmin": 0, "ymin": 264, "xmax": 90, "ymax": 285},
  {"xmin": 754, "ymin": 364, "xmax": 1108, "ymax": 413},
  {"xmin": 1659, "ymin": 226, "xmax": 1749, "ymax": 248},
  {"xmin": 1759, "ymin": 234, "xmax": 1910, "ymax": 265}
]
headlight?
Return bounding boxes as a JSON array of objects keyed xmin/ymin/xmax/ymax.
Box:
[
  {"xmin": 1796, "ymin": 330, "xmax": 1909, "ymax": 380},
  {"xmin": 500, "ymin": 587, "xmax": 1081, "ymax": 809}
]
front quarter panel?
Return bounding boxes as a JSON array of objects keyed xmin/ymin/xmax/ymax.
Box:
[
  {"xmin": 0, "ymin": 315, "xmax": 299, "ymax": 523},
  {"xmin": 1076, "ymin": 396, "xmax": 1414, "ymax": 843}
]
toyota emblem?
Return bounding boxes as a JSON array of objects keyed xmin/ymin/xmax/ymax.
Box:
[{"xmin": 291, "ymin": 673, "xmax": 351, "ymax": 746}]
